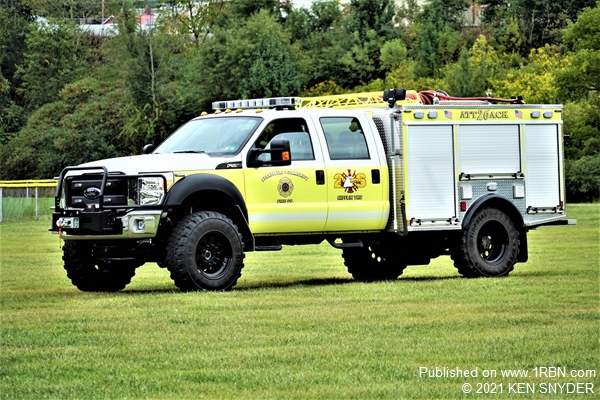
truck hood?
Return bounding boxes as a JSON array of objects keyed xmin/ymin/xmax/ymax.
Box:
[{"xmin": 79, "ymin": 153, "xmax": 237, "ymax": 175}]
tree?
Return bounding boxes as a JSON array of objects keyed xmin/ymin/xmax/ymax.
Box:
[
  {"xmin": 345, "ymin": 0, "xmax": 397, "ymax": 40},
  {"xmin": 409, "ymin": 0, "xmax": 469, "ymax": 79},
  {"xmin": 20, "ymin": 0, "xmax": 120, "ymax": 23},
  {"xmin": 284, "ymin": 0, "xmax": 350, "ymax": 89},
  {"xmin": 481, "ymin": 0, "xmax": 597, "ymax": 53},
  {"xmin": 444, "ymin": 50, "xmax": 478, "ymax": 96},
  {"xmin": 0, "ymin": 76, "xmax": 126, "ymax": 180},
  {"xmin": 489, "ymin": 44, "xmax": 562, "ymax": 103},
  {"xmin": 14, "ymin": 19, "xmax": 88, "ymax": 111},
  {"xmin": 157, "ymin": 0, "xmax": 227, "ymax": 46},
  {"xmin": 106, "ymin": 2, "xmax": 179, "ymax": 152},
  {"xmin": 555, "ymin": 2, "xmax": 600, "ymax": 201},
  {"xmin": 198, "ymin": 10, "xmax": 302, "ymax": 103},
  {"xmin": 230, "ymin": 0, "xmax": 280, "ymax": 19},
  {"xmin": 443, "ymin": 35, "xmax": 502, "ymax": 96},
  {"xmin": 0, "ymin": 3, "xmax": 33, "ymax": 139},
  {"xmin": 555, "ymin": 2, "xmax": 600, "ymax": 99},
  {"xmin": 565, "ymin": 154, "xmax": 600, "ymax": 202}
]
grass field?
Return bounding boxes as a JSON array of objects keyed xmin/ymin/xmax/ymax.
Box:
[
  {"xmin": 1, "ymin": 205, "xmax": 598, "ymax": 399},
  {"xmin": 0, "ymin": 197, "xmax": 54, "ymax": 221}
]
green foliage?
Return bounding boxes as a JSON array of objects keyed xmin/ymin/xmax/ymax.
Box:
[
  {"xmin": 565, "ymin": 155, "xmax": 600, "ymax": 202},
  {"xmin": 15, "ymin": 19, "xmax": 88, "ymax": 111},
  {"xmin": 0, "ymin": 77, "xmax": 125, "ymax": 179},
  {"xmin": 409, "ymin": 1, "xmax": 469, "ymax": 79},
  {"xmin": 554, "ymin": 3, "xmax": 600, "ymax": 201},
  {"xmin": 230, "ymin": 0, "xmax": 281, "ymax": 19},
  {"xmin": 21, "ymin": 0, "xmax": 121, "ymax": 21},
  {"xmin": 0, "ymin": 0, "xmax": 598, "ymax": 199},
  {"xmin": 490, "ymin": 44, "xmax": 562, "ymax": 103},
  {"xmin": 563, "ymin": 101, "xmax": 600, "ymax": 160},
  {"xmin": 345, "ymin": 0, "xmax": 397, "ymax": 39},
  {"xmin": 286, "ymin": 1, "xmax": 351, "ymax": 89},
  {"xmin": 417, "ymin": 0, "xmax": 469, "ymax": 29},
  {"xmin": 481, "ymin": 0, "xmax": 597, "ymax": 53},
  {"xmin": 198, "ymin": 10, "xmax": 301, "ymax": 102},
  {"xmin": 492, "ymin": 18, "xmax": 524, "ymax": 54},
  {"xmin": 555, "ymin": 3, "xmax": 600, "ymax": 99},
  {"xmin": 107, "ymin": 3, "xmax": 182, "ymax": 152},
  {"xmin": 157, "ymin": 0, "xmax": 228, "ymax": 46},
  {"xmin": 0, "ymin": 5, "xmax": 33, "ymax": 138},
  {"xmin": 444, "ymin": 49, "xmax": 482, "ymax": 97},
  {"xmin": 379, "ymin": 38, "xmax": 408, "ymax": 71}
]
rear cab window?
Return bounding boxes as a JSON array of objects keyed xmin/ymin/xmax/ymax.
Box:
[{"xmin": 320, "ymin": 117, "xmax": 370, "ymax": 160}]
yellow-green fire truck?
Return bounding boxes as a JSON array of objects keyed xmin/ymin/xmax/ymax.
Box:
[{"xmin": 50, "ymin": 89, "xmax": 575, "ymax": 291}]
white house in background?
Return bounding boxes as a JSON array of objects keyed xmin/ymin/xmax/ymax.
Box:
[{"xmin": 81, "ymin": 9, "xmax": 157, "ymax": 36}]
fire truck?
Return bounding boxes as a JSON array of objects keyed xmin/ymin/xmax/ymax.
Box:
[{"xmin": 50, "ymin": 89, "xmax": 575, "ymax": 291}]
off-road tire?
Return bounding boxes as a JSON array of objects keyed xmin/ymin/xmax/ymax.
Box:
[
  {"xmin": 165, "ymin": 211, "xmax": 245, "ymax": 291},
  {"xmin": 452, "ymin": 208, "xmax": 519, "ymax": 277},
  {"xmin": 343, "ymin": 242, "xmax": 407, "ymax": 282},
  {"xmin": 62, "ymin": 241, "xmax": 141, "ymax": 292}
]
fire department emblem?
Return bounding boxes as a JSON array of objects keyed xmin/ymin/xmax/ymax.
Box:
[
  {"xmin": 334, "ymin": 170, "xmax": 367, "ymax": 193},
  {"xmin": 277, "ymin": 177, "xmax": 294, "ymax": 197}
]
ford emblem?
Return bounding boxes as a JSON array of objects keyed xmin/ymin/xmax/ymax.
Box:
[{"xmin": 83, "ymin": 187, "xmax": 102, "ymax": 199}]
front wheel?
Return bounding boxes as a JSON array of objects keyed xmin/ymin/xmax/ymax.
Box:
[
  {"xmin": 452, "ymin": 208, "xmax": 519, "ymax": 277},
  {"xmin": 165, "ymin": 211, "xmax": 245, "ymax": 291},
  {"xmin": 63, "ymin": 242, "xmax": 141, "ymax": 292}
]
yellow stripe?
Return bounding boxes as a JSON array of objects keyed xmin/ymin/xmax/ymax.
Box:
[{"xmin": 0, "ymin": 180, "xmax": 58, "ymax": 188}]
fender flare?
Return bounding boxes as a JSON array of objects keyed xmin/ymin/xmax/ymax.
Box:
[
  {"xmin": 462, "ymin": 194, "xmax": 528, "ymax": 262},
  {"xmin": 164, "ymin": 174, "xmax": 253, "ymax": 251},
  {"xmin": 164, "ymin": 174, "xmax": 247, "ymax": 218}
]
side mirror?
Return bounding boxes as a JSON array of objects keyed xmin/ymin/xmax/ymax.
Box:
[
  {"xmin": 142, "ymin": 144, "xmax": 155, "ymax": 154},
  {"xmin": 247, "ymin": 139, "xmax": 292, "ymax": 168}
]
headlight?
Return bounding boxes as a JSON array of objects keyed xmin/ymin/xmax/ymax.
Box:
[{"xmin": 138, "ymin": 173, "xmax": 172, "ymax": 205}]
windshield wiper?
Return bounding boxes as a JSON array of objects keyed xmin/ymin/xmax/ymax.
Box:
[{"xmin": 172, "ymin": 150, "xmax": 206, "ymax": 154}]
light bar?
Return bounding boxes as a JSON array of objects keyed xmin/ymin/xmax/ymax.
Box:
[{"xmin": 212, "ymin": 96, "xmax": 302, "ymax": 110}]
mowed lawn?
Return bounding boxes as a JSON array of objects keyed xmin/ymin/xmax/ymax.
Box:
[{"xmin": 1, "ymin": 205, "xmax": 598, "ymax": 399}]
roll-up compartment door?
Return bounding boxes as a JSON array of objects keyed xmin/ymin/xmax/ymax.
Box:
[
  {"xmin": 406, "ymin": 125, "xmax": 455, "ymax": 220},
  {"xmin": 524, "ymin": 124, "xmax": 560, "ymax": 208},
  {"xmin": 459, "ymin": 124, "xmax": 520, "ymax": 175}
]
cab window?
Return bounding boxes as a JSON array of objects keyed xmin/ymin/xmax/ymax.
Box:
[
  {"xmin": 255, "ymin": 118, "xmax": 314, "ymax": 161},
  {"xmin": 320, "ymin": 117, "xmax": 370, "ymax": 160}
]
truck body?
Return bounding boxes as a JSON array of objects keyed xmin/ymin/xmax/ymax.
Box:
[{"xmin": 50, "ymin": 90, "xmax": 575, "ymax": 291}]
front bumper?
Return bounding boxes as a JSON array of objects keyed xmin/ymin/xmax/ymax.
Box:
[{"xmin": 52, "ymin": 209, "xmax": 164, "ymax": 240}]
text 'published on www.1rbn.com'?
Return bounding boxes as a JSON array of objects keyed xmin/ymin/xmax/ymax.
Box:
[{"xmin": 419, "ymin": 366, "xmax": 597, "ymax": 395}]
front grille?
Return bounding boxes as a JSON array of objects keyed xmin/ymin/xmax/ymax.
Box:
[{"xmin": 66, "ymin": 175, "xmax": 129, "ymax": 208}]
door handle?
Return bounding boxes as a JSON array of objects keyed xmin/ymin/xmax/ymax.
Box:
[
  {"xmin": 372, "ymin": 169, "xmax": 380, "ymax": 184},
  {"xmin": 316, "ymin": 170, "xmax": 325, "ymax": 185}
]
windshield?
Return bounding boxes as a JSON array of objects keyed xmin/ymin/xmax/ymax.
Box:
[{"xmin": 154, "ymin": 116, "xmax": 262, "ymax": 156}]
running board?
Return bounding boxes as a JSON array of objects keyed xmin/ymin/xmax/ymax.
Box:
[
  {"xmin": 254, "ymin": 237, "xmax": 282, "ymax": 251},
  {"xmin": 327, "ymin": 238, "xmax": 364, "ymax": 249}
]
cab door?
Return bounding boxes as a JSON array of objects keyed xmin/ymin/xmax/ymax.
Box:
[
  {"xmin": 314, "ymin": 114, "xmax": 389, "ymax": 232},
  {"xmin": 243, "ymin": 116, "xmax": 328, "ymax": 234}
]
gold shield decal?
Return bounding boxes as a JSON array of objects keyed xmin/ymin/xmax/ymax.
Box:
[{"xmin": 278, "ymin": 177, "xmax": 294, "ymax": 198}]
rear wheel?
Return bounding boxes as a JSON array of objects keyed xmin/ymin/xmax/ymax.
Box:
[
  {"xmin": 165, "ymin": 211, "xmax": 245, "ymax": 291},
  {"xmin": 452, "ymin": 208, "xmax": 519, "ymax": 277},
  {"xmin": 343, "ymin": 242, "xmax": 406, "ymax": 282},
  {"xmin": 63, "ymin": 241, "xmax": 141, "ymax": 292}
]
